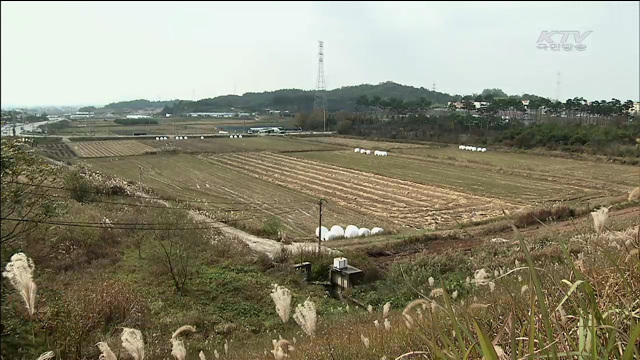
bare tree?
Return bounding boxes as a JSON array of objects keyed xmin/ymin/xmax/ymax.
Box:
[
  {"xmin": 148, "ymin": 210, "xmax": 209, "ymax": 292},
  {"xmin": 1, "ymin": 139, "xmax": 60, "ymax": 245}
]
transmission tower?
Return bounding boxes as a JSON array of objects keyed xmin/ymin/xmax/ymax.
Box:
[{"xmin": 313, "ymin": 40, "xmax": 327, "ymax": 132}]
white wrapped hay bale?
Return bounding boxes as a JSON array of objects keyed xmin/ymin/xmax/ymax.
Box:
[
  {"xmin": 330, "ymin": 225, "xmax": 345, "ymax": 238},
  {"xmin": 184, "ymin": 136, "xmax": 188, "ymax": 140},
  {"xmin": 360, "ymin": 149, "xmax": 366, "ymax": 154},
  {"xmin": 382, "ymin": 151, "xmax": 388, "ymax": 156},
  {"xmin": 371, "ymin": 227, "xmax": 384, "ymax": 235},
  {"xmin": 365, "ymin": 150, "xmax": 371, "ymax": 155},
  {"xmin": 358, "ymin": 228, "xmax": 371, "ymax": 237},
  {"xmin": 239, "ymin": 135, "xmax": 243, "ymax": 138},
  {"xmin": 355, "ymin": 148, "xmax": 361, "ymax": 153},
  {"xmin": 315, "ymin": 226, "xmax": 329, "ymax": 237},
  {"xmin": 230, "ymin": 135, "xmax": 233, "ymax": 138},
  {"xmin": 344, "ymin": 225, "xmax": 359, "ymax": 238},
  {"xmin": 471, "ymin": 146, "xmax": 477, "ymax": 151},
  {"xmin": 200, "ymin": 136, "xmax": 205, "ymax": 139},
  {"xmin": 459, "ymin": 145, "xmax": 465, "ymax": 150},
  {"xmin": 325, "ymin": 231, "xmax": 339, "ymax": 241}
]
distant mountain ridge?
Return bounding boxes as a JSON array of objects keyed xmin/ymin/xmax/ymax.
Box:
[
  {"xmin": 89, "ymin": 82, "xmax": 454, "ymax": 114},
  {"xmin": 102, "ymin": 99, "xmax": 179, "ymax": 111}
]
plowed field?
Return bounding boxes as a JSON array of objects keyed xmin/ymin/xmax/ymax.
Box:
[
  {"xmin": 70, "ymin": 140, "xmax": 156, "ymax": 158},
  {"xmin": 205, "ymin": 152, "xmax": 519, "ymax": 228}
]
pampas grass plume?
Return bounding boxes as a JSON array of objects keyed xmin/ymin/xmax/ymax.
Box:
[
  {"xmin": 96, "ymin": 342, "xmax": 117, "ymax": 360},
  {"xmin": 172, "ymin": 325, "xmax": 196, "ymax": 340},
  {"xmin": 171, "ymin": 338, "xmax": 186, "ymax": 360},
  {"xmin": 121, "ymin": 328, "xmax": 145, "ymax": 360},
  {"xmin": 367, "ymin": 304, "xmax": 373, "ymax": 314},
  {"xmin": 36, "ymin": 351, "xmax": 55, "ymax": 360},
  {"xmin": 293, "ymin": 298, "xmax": 317, "ymax": 337},
  {"xmin": 214, "ymin": 349, "xmax": 219, "ymax": 359},
  {"xmin": 270, "ymin": 284, "xmax": 292, "ymax": 323},
  {"xmin": 199, "ymin": 351, "xmax": 206, "ymax": 360},
  {"xmin": 382, "ymin": 302, "xmax": 390, "ymax": 318},
  {"xmin": 428, "ymin": 276, "xmax": 435, "ymax": 287},
  {"xmin": 2, "ymin": 252, "xmax": 37, "ymax": 316},
  {"xmin": 384, "ymin": 318, "xmax": 391, "ymax": 331},
  {"xmin": 591, "ymin": 207, "xmax": 609, "ymax": 234},
  {"xmin": 361, "ymin": 334, "xmax": 370, "ymax": 348}
]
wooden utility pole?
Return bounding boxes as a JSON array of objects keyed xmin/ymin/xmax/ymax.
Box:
[
  {"xmin": 138, "ymin": 165, "xmax": 144, "ymax": 193},
  {"xmin": 318, "ymin": 198, "xmax": 326, "ymax": 251}
]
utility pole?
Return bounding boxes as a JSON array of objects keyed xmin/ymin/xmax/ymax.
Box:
[
  {"xmin": 317, "ymin": 198, "xmax": 326, "ymax": 251},
  {"xmin": 138, "ymin": 165, "xmax": 144, "ymax": 193}
]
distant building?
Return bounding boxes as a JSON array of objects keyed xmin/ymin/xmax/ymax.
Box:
[
  {"xmin": 188, "ymin": 112, "xmax": 251, "ymax": 118},
  {"xmin": 631, "ymin": 102, "xmax": 640, "ymax": 115},
  {"xmin": 473, "ymin": 101, "xmax": 489, "ymax": 109}
]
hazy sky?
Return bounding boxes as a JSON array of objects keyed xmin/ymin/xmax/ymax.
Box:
[{"xmin": 2, "ymin": 1, "xmax": 638, "ymax": 106}]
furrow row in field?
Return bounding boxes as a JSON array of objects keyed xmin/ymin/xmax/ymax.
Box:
[
  {"xmin": 226, "ymin": 153, "xmax": 417, "ymax": 211},
  {"xmin": 239, "ymin": 153, "xmax": 511, "ymax": 222},
  {"xmin": 71, "ymin": 141, "xmax": 155, "ymax": 157},
  {"xmin": 143, "ymin": 158, "xmax": 311, "ymax": 235},
  {"xmin": 237, "ymin": 152, "xmax": 450, "ymax": 209},
  {"xmin": 226, "ymin": 153, "xmax": 466, "ymax": 223},
  {"xmin": 252, "ymin": 152, "xmax": 473, "ymax": 208},
  {"xmin": 264, "ymin": 152, "xmax": 518, "ymax": 211},
  {"xmin": 209, "ymin": 154, "xmax": 509, "ymax": 227},
  {"xmin": 205, "ymin": 156, "xmax": 416, "ymax": 227}
]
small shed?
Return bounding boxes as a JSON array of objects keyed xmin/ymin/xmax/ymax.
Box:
[{"xmin": 330, "ymin": 258, "xmax": 363, "ymax": 291}]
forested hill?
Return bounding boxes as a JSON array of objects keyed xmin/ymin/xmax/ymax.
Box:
[
  {"xmin": 162, "ymin": 82, "xmax": 456, "ymax": 115},
  {"xmin": 102, "ymin": 99, "xmax": 179, "ymax": 111}
]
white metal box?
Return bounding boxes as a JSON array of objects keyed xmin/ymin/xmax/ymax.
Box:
[{"xmin": 333, "ymin": 257, "xmax": 348, "ymax": 270}]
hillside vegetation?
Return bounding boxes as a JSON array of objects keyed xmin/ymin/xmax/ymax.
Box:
[{"xmin": 161, "ymin": 82, "xmax": 454, "ymax": 114}]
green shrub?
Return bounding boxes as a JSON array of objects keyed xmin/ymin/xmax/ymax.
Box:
[
  {"xmin": 261, "ymin": 216, "xmax": 283, "ymax": 239},
  {"xmin": 113, "ymin": 118, "xmax": 158, "ymax": 125},
  {"xmin": 64, "ymin": 171, "xmax": 95, "ymax": 203}
]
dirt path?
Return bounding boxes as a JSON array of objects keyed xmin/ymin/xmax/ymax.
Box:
[{"xmin": 189, "ymin": 210, "xmax": 336, "ymax": 258}]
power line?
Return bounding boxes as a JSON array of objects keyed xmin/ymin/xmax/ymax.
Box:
[
  {"xmin": 3, "ymin": 208, "xmax": 303, "ymax": 231},
  {"xmin": 6, "ymin": 181, "xmax": 307, "ymax": 206},
  {"xmin": 25, "ymin": 191, "xmax": 297, "ymax": 213}
]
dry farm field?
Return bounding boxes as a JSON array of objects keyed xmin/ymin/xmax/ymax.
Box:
[
  {"xmin": 37, "ymin": 143, "xmax": 77, "ymax": 159},
  {"xmin": 70, "ymin": 140, "xmax": 156, "ymax": 157},
  {"xmin": 75, "ymin": 136, "xmax": 639, "ymax": 241}
]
